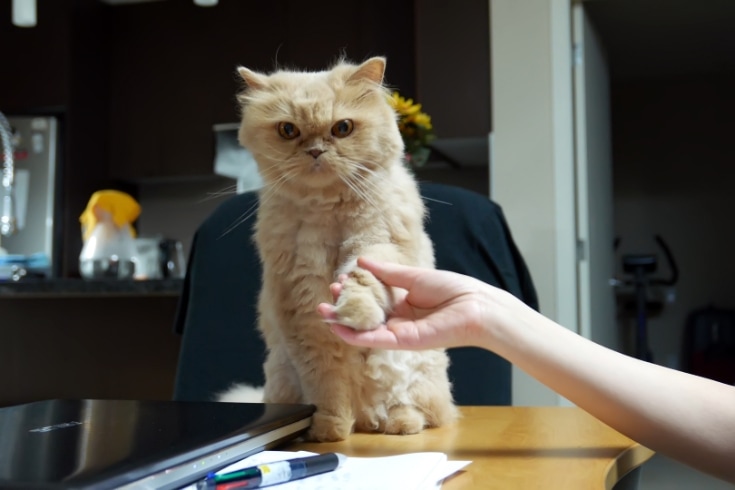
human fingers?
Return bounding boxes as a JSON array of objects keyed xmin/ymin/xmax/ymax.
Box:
[
  {"xmin": 327, "ymin": 274, "xmax": 348, "ymax": 302},
  {"xmin": 356, "ymin": 257, "xmax": 423, "ymax": 291},
  {"xmin": 329, "ymin": 323, "xmax": 405, "ymax": 349},
  {"xmin": 317, "ymin": 302, "xmax": 338, "ymax": 322},
  {"xmin": 360, "ymin": 257, "xmax": 476, "ymax": 312},
  {"xmin": 329, "ymin": 282, "xmax": 342, "ymax": 302}
]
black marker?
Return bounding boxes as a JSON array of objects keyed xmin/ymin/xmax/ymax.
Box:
[{"xmin": 198, "ymin": 452, "xmax": 346, "ymax": 489}]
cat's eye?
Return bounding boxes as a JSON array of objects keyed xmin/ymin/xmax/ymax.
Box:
[
  {"xmin": 331, "ymin": 119, "xmax": 354, "ymax": 138},
  {"xmin": 277, "ymin": 122, "xmax": 300, "ymax": 140}
]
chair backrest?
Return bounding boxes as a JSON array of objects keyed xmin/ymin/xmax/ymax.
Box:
[{"xmin": 173, "ymin": 182, "xmax": 538, "ymax": 405}]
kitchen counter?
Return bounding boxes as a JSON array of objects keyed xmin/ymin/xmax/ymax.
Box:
[
  {"xmin": 1, "ymin": 283, "xmax": 183, "ymax": 407},
  {"xmin": 0, "ymin": 277, "xmax": 184, "ymax": 298}
]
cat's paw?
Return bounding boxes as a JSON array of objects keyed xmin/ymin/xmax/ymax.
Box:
[
  {"xmin": 304, "ymin": 412, "xmax": 353, "ymax": 442},
  {"xmin": 333, "ymin": 289, "xmax": 385, "ymax": 331},
  {"xmin": 383, "ymin": 405, "xmax": 426, "ymax": 435},
  {"xmin": 331, "ymin": 265, "xmax": 392, "ymax": 330}
]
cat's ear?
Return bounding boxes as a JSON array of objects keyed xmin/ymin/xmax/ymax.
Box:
[
  {"xmin": 237, "ymin": 67, "xmax": 268, "ymax": 90},
  {"xmin": 347, "ymin": 57, "xmax": 386, "ymax": 85}
]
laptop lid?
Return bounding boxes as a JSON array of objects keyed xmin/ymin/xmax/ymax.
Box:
[{"xmin": 0, "ymin": 399, "xmax": 314, "ymax": 490}]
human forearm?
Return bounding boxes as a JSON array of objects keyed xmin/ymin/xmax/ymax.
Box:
[
  {"xmin": 476, "ymin": 287, "xmax": 735, "ymax": 483},
  {"xmin": 324, "ymin": 259, "xmax": 735, "ymax": 483}
]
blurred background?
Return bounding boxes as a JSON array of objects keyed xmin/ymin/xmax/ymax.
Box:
[{"xmin": 0, "ymin": 0, "xmax": 733, "ymax": 434}]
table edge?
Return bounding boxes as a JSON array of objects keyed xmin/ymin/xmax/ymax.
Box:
[{"xmin": 604, "ymin": 443, "xmax": 656, "ymax": 489}]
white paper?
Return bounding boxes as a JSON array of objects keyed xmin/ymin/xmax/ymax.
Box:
[{"xmin": 179, "ymin": 451, "xmax": 471, "ymax": 490}]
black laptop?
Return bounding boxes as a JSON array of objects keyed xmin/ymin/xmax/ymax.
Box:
[{"xmin": 0, "ymin": 399, "xmax": 315, "ymax": 489}]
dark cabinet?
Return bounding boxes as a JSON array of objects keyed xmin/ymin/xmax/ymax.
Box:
[
  {"xmin": 0, "ymin": 0, "xmax": 416, "ymax": 274},
  {"xmin": 106, "ymin": 0, "xmax": 416, "ymax": 181},
  {"xmin": 0, "ymin": 1, "xmax": 71, "ymax": 113},
  {"xmin": 2, "ymin": 0, "xmax": 416, "ymax": 181}
]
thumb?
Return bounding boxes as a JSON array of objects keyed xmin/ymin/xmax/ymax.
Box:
[{"xmin": 357, "ymin": 257, "xmax": 422, "ymax": 290}]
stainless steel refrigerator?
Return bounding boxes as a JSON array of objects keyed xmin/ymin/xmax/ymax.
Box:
[{"xmin": 0, "ymin": 115, "xmax": 60, "ymax": 278}]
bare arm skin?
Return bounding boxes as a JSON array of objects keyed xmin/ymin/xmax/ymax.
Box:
[{"xmin": 317, "ymin": 257, "xmax": 735, "ymax": 483}]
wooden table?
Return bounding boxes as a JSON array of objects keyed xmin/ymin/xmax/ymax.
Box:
[{"xmin": 289, "ymin": 406, "xmax": 654, "ymax": 490}]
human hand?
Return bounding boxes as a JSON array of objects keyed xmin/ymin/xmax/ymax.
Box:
[{"xmin": 317, "ymin": 257, "xmax": 489, "ymax": 350}]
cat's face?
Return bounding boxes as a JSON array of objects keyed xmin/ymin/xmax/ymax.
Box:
[{"xmin": 237, "ymin": 57, "xmax": 403, "ymax": 191}]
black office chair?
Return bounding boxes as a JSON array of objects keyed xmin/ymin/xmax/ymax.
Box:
[{"xmin": 173, "ymin": 182, "xmax": 538, "ymax": 406}]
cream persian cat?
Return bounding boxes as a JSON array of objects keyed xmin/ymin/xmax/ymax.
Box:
[{"xmin": 218, "ymin": 57, "xmax": 457, "ymax": 442}]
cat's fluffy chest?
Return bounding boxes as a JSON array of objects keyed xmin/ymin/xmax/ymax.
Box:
[{"xmin": 255, "ymin": 198, "xmax": 360, "ymax": 277}]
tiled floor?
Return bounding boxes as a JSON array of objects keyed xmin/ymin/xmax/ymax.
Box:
[{"xmin": 639, "ymin": 454, "xmax": 734, "ymax": 489}]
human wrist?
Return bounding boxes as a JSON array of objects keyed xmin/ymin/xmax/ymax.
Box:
[{"xmin": 472, "ymin": 285, "xmax": 524, "ymax": 354}]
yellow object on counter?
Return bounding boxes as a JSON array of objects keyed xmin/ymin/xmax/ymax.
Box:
[{"xmin": 79, "ymin": 190, "xmax": 141, "ymax": 242}]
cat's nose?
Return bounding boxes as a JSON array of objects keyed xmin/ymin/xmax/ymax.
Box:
[{"xmin": 308, "ymin": 149, "xmax": 324, "ymax": 159}]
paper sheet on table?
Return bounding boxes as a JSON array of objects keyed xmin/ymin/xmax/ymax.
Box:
[{"xmin": 180, "ymin": 450, "xmax": 471, "ymax": 490}]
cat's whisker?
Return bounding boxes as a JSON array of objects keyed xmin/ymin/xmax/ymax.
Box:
[
  {"xmin": 272, "ymin": 44, "xmax": 284, "ymax": 70},
  {"xmin": 256, "ymin": 164, "xmax": 280, "ymax": 183},
  {"xmin": 272, "ymin": 165, "xmax": 300, "ymax": 187},
  {"xmin": 341, "ymin": 158, "xmax": 375, "ymax": 178},
  {"xmin": 421, "ymin": 196, "xmax": 453, "ymax": 206},
  {"xmin": 359, "ymin": 165, "xmax": 390, "ymax": 188},
  {"xmin": 348, "ymin": 163, "xmax": 379, "ymax": 181},
  {"xmin": 343, "ymin": 166, "xmax": 382, "ymax": 200},
  {"xmin": 198, "ymin": 184, "xmax": 240, "ymax": 203},
  {"xmin": 344, "ymin": 159, "xmax": 389, "ymax": 195},
  {"xmin": 350, "ymin": 174, "xmax": 384, "ymax": 205},
  {"xmin": 341, "ymin": 171, "xmax": 388, "ymax": 221},
  {"xmin": 218, "ymin": 169, "xmax": 298, "ymax": 239},
  {"xmin": 260, "ymin": 141, "xmax": 291, "ymax": 159},
  {"xmin": 258, "ymin": 168, "xmax": 299, "ymax": 204},
  {"xmin": 218, "ymin": 201, "xmax": 259, "ymax": 239},
  {"xmin": 258, "ymin": 162, "xmax": 303, "ymax": 191}
]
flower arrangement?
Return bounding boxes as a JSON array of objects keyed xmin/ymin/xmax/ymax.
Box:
[{"xmin": 389, "ymin": 91, "xmax": 435, "ymax": 168}]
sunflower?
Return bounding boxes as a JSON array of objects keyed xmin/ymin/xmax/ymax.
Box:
[{"xmin": 388, "ymin": 91, "xmax": 435, "ymax": 167}]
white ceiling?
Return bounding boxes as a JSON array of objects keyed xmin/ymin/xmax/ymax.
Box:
[{"xmin": 584, "ymin": 0, "xmax": 735, "ymax": 81}]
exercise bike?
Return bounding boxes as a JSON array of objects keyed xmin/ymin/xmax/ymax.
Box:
[{"xmin": 613, "ymin": 235, "xmax": 679, "ymax": 362}]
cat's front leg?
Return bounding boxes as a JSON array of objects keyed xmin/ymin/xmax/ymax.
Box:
[
  {"xmin": 296, "ymin": 341, "xmax": 357, "ymax": 442},
  {"xmin": 262, "ymin": 344, "xmax": 303, "ymax": 404}
]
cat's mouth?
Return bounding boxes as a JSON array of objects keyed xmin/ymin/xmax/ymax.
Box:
[{"xmin": 307, "ymin": 156, "xmax": 330, "ymax": 173}]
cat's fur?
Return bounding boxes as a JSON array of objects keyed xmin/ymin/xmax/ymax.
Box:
[{"xmin": 219, "ymin": 57, "xmax": 458, "ymax": 442}]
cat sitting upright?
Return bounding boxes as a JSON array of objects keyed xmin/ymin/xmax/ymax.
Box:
[{"xmin": 218, "ymin": 56, "xmax": 458, "ymax": 442}]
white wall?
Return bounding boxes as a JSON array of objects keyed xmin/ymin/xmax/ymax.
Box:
[{"xmin": 490, "ymin": 0, "xmax": 577, "ymax": 406}]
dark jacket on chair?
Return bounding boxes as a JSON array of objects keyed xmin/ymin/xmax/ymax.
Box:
[{"xmin": 173, "ymin": 182, "xmax": 538, "ymax": 405}]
